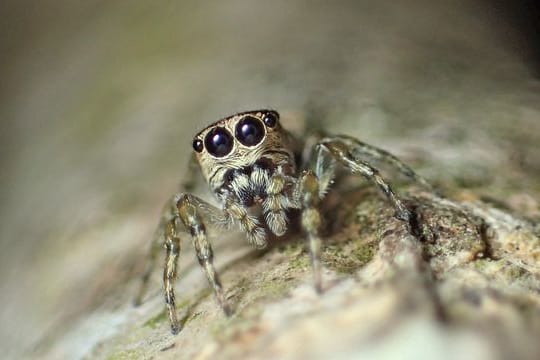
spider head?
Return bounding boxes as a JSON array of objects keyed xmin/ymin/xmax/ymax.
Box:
[{"xmin": 192, "ymin": 110, "xmax": 294, "ymax": 189}]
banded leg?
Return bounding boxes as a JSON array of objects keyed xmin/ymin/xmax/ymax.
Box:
[
  {"xmin": 262, "ymin": 173, "xmax": 290, "ymax": 236},
  {"xmin": 163, "ymin": 220, "xmax": 182, "ymax": 334},
  {"xmin": 330, "ymin": 135, "xmax": 433, "ymax": 191},
  {"xmin": 318, "ymin": 139, "xmax": 412, "ymax": 223},
  {"xmin": 176, "ymin": 194, "xmax": 231, "ymax": 318},
  {"xmin": 297, "ymin": 170, "xmax": 324, "ymax": 293},
  {"xmin": 134, "ymin": 200, "xmax": 179, "ymax": 306},
  {"xmin": 135, "ymin": 155, "xmax": 204, "ymax": 307},
  {"xmin": 224, "ymin": 199, "xmax": 267, "ymax": 249},
  {"xmin": 139, "ymin": 193, "xmax": 235, "ymax": 334}
]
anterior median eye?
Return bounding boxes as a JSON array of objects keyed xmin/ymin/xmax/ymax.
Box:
[
  {"xmin": 204, "ymin": 127, "xmax": 233, "ymax": 157},
  {"xmin": 235, "ymin": 116, "xmax": 265, "ymax": 146}
]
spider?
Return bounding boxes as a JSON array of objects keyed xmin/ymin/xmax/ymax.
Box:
[{"xmin": 134, "ymin": 109, "xmax": 433, "ymax": 334}]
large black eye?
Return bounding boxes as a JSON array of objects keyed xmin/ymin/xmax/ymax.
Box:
[
  {"xmin": 235, "ymin": 116, "xmax": 265, "ymax": 146},
  {"xmin": 204, "ymin": 127, "xmax": 233, "ymax": 157}
]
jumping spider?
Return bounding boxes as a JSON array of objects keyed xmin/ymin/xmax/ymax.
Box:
[{"xmin": 135, "ymin": 109, "xmax": 433, "ymax": 334}]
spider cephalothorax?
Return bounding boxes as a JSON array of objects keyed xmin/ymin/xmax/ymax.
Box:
[
  {"xmin": 191, "ymin": 110, "xmax": 299, "ymax": 244},
  {"xmin": 135, "ymin": 109, "xmax": 433, "ymax": 334},
  {"xmin": 192, "ymin": 110, "xmax": 296, "ymax": 189}
]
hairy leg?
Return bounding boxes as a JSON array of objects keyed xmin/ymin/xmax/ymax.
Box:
[
  {"xmin": 262, "ymin": 172, "xmax": 294, "ymax": 236},
  {"xmin": 318, "ymin": 138, "xmax": 412, "ymax": 222},
  {"xmin": 296, "ymin": 170, "xmax": 324, "ymax": 293},
  {"xmin": 176, "ymin": 194, "xmax": 231, "ymax": 320},
  {"xmin": 136, "ymin": 192, "xmax": 237, "ymax": 334},
  {"xmin": 223, "ymin": 198, "xmax": 267, "ymax": 248},
  {"xmin": 329, "ymin": 135, "xmax": 433, "ymax": 191},
  {"xmin": 134, "ymin": 199, "xmax": 179, "ymax": 306},
  {"xmin": 135, "ymin": 155, "xmax": 204, "ymax": 306},
  {"xmin": 163, "ymin": 220, "xmax": 182, "ymax": 333}
]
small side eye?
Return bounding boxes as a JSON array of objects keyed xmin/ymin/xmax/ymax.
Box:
[
  {"xmin": 235, "ymin": 116, "xmax": 265, "ymax": 146},
  {"xmin": 192, "ymin": 138, "xmax": 204, "ymax": 152},
  {"xmin": 204, "ymin": 127, "xmax": 234, "ymax": 157},
  {"xmin": 263, "ymin": 111, "xmax": 279, "ymax": 128}
]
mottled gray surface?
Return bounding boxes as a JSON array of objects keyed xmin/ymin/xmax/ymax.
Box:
[{"xmin": 1, "ymin": 1, "xmax": 539, "ymax": 359}]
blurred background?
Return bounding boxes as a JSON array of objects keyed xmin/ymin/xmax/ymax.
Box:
[{"xmin": 1, "ymin": 0, "xmax": 539, "ymax": 358}]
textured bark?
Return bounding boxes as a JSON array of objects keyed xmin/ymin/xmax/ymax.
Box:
[{"xmin": 1, "ymin": 1, "xmax": 539, "ymax": 359}]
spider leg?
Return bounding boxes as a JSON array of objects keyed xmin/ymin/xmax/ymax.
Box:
[
  {"xmin": 296, "ymin": 170, "xmax": 324, "ymax": 293},
  {"xmin": 223, "ymin": 198, "xmax": 267, "ymax": 248},
  {"xmin": 317, "ymin": 138, "xmax": 413, "ymax": 223},
  {"xmin": 262, "ymin": 172, "xmax": 295, "ymax": 236},
  {"xmin": 135, "ymin": 155, "xmax": 204, "ymax": 307},
  {"xmin": 163, "ymin": 218, "xmax": 181, "ymax": 334},
  {"xmin": 136, "ymin": 192, "xmax": 234, "ymax": 334},
  {"xmin": 329, "ymin": 135, "xmax": 433, "ymax": 191},
  {"xmin": 175, "ymin": 194, "xmax": 232, "ymax": 323},
  {"xmin": 135, "ymin": 194, "xmax": 185, "ymax": 308}
]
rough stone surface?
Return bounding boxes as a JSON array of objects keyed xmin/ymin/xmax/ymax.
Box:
[{"xmin": 1, "ymin": 1, "xmax": 539, "ymax": 359}]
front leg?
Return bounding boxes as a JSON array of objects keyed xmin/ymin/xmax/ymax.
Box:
[
  {"xmin": 137, "ymin": 193, "xmax": 232, "ymax": 334},
  {"xmin": 175, "ymin": 194, "xmax": 232, "ymax": 322},
  {"xmin": 134, "ymin": 155, "xmax": 206, "ymax": 307}
]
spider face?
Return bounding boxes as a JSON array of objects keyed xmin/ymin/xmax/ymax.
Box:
[{"xmin": 192, "ymin": 110, "xmax": 295, "ymax": 191}]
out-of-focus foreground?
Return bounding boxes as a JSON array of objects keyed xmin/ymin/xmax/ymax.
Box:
[{"xmin": 1, "ymin": 1, "xmax": 539, "ymax": 359}]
